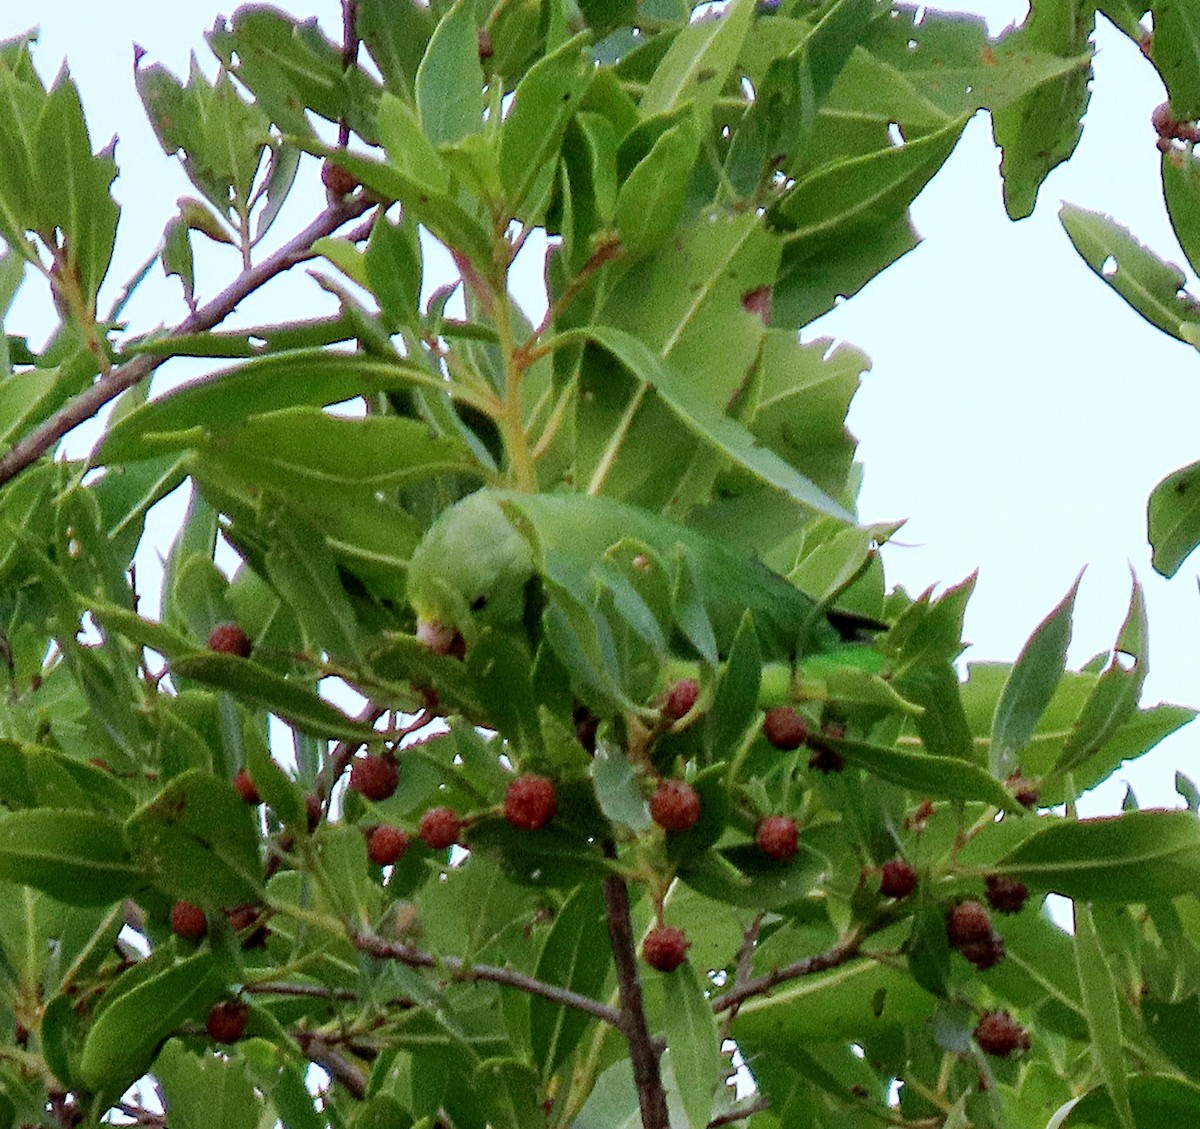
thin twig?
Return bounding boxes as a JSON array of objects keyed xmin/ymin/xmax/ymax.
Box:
[
  {"xmin": 338, "ymin": 0, "xmax": 359, "ymax": 148},
  {"xmin": 0, "ymin": 195, "xmax": 375, "ymax": 489},
  {"xmin": 717, "ymin": 912, "xmax": 764, "ymax": 1044},
  {"xmin": 295, "ymin": 1031, "xmax": 368, "ymax": 1099},
  {"xmin": 707, "ymin": 1097, "xmax": 771, "ymax": 1127},
  {"xmin": 710, "ymin": 931, "xmax": 864, "ymax": 1015},
  {"xmin": 602, "ymin": 873, "xmax": 669, "ymax": 1129},
  {"xmin": 353, "ymin": 932, "xmax": 624, "ymax": 1027}
]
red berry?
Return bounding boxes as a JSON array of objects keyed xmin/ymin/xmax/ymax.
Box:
[
  {"xmin": 367, "ymin": 825, "xmax": 410, "ymax": 865},
  {"xmin": 880, "ymin": 858, "xmax": 917, "ymax": 899},
  {"xmin": 349, "ymin": 755, "xmax": 399, "ymax": 802},
  {"xmin": 207, "ymin": 1000, "xmax": 249, "ymax": 1044},
  {"xmin": 960, "ymin": 934, "xmax": 1006, "ymax": 971},
  {"xmin": 170, "ymin": 900, "xmax": 207, "ymax": 941},
  {"xmin": 662, "ymin": 679, "xmax": 699, "ymax": 721},
  {"xmin": 946, "ymin": 901, "xmax": 993, "ymax": 949},
  {"xmin": 649, "ymin": 779, "xmax": 702, "ymax": 833},
  {"xmin": 419, "ymin": 806, "xmax": 461, "ymax": 850},
  {"xmin": 985, "ymin": 874, "xmax": 1029, "ymax": 915},
  {"xmin": 504, "ymin": 774, "xmax": 557, "ymax": 830},
  {"xmin": 974, "ymin": 1010, "xmax": 1030, "ymax": 1057},
  {"xmin": 321, "ymin": 158, "xmax": 358, "ymax": 196},
  {"xmin": 208, "ymin": 622, "xmax": 252, "ymax": 658},
  {"xmin": 755, "ymin": 815, "xmax": 799, "ymax": 861},
  {"xmin": 763, "ymin": 706, "xmax": 808, "ymax": 750},
  {"xmin": 232, "ymin": 769, "xmax": 260, "ymax": 805},
  {"xmin": 642, "ymin": 925, "xmax": 691, "ymax": 972}
]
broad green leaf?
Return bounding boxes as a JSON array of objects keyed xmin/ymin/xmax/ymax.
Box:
[
  {"xmin": 569, "ymin": 325, "xmax": 854, "ymax": 523},
  {"xmin": 365, "ymin": 208, "xmax": 423, "ymax": 331},
  {"xmin": 832, "ymin": 735, "xmax": 1021, "ymax": 811},
  {"xmin": 77, "ymin": 950, "xmax": 226, "ymax": 1096},
  {"xmin": 1074, "ymin": 901, "xmax": 1134, "ymax": 1129},
  {"xmin": 991, "ymin": 1, "xmax": 1095, "ymax": 219},
  {"xmin": 592, "ymin": 740, "xmax": 652, "ymax": 831},
  {"xmin": 730, "ymin": 957, "xmax": 936, "ymax": 1043},
  {"xmin": 639, "ymin": 0, "xmax": 756, "ymax": 127},
  {"xmin": 207, "ymin": 7, "xmax": 380, "ymax": 141},
  {"xmin": 530, "ymin": 882, "xmax": 610, "ymax": 1076},
  {"xmin": 473, "ymin": 1058, "xmax": 545, "ymax": 1129},
  {"xmin": 0, "ymin": 810, "xmax": 140, "ymax": 906},
  {"xmin": 994, "ymin": 809, "xmax": 1200, "ymax": 901},
  {"xmin": 377, "ymin": 90, "xmax": 448, "ymax": 194},
  {"xmin": 773, "ymin": 116, "xmax": 968, "ymax": 253},
  {"xmin": 416, "ymin": 0, "xmax": 483, "ymax": 146},
  {"xmin": 264, "ymin": 508, "xmax": 364, "ymax": 665},
  {"xmin": 680, "ymin": 840, "xmax": 828, "ymax": 911},
  {"xmin": 990, "ymin": 574, "xmax": 1081, "ymax": 777},
  {"xmin": 1050, "ymin": 579, "xmax": 1146, "ymax": 780},
  {"xmin": 1163, "ymin": 145, "xmax": 1200, "ymax": 281},
  {"xmin": 613, "ymin": 121, "xmax": 697, "ymax": 259},
  {"xmin": 125, "ymin": 768, "xmax": 263, "ymax": 906},
  {"xmin": 1060, "ymin": 202, "xmax": 1200, "ymax": 343},
  {"xmin": 1148, "ymin": 458, "xmax": 1200, "ymax": 577},
  {"xmin": 499, "ymin": 33, "xmax": 593, "ymax": 209},
  {"xmin": 660, "ymin": 960, "xmax": 722, "ymax": 1129},
  {"xmin": 358, "ymin": 0, "xmax": 435, "ymax": 96},
  {"xmin": 155, "ymin": 1039, "xmax": 261, "ymax": 1129},
  {"xmin": 1151, "ymin": 0, "xmax": 1200, "ymax": 119},
  {"xmin": 168, "ymin": 653, "xmax": 381, "ymax": 741},
  {"xmin": 1061, "ymin": 1075, "xmax": 1200, "ymax": 1127},
  {"xmin": 35, "ymin": 68, "xmax": 119, "ymax": 311}
]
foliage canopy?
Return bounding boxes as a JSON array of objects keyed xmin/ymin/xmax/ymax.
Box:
[{"xmin": 0, "ymin": 1, "xmax": 1198, "ymax": 1127}]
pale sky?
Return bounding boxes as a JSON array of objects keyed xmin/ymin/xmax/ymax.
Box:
[{"xmin": 6, "ymin": 1, "xmax": 1199, "ymax": 813}]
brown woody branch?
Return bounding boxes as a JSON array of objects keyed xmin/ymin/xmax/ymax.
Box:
[
  {"xmin": 0, "ymin": 194, "xmax": 375, "ymax": 490},
  {"xmin": 710, "ymin": 931, "xmax": 864, "ymax": 1015},
  {"xmin": 603, "ymin": 873, "xmax": 669, "ymax": 1129},
  {"xmin": 295, "ymin": 1031, "xmax": 369, "ymax": 1099},
  {"xmin": 352, "ymin": 932, "xmax": 624, "ymax": 1028}
]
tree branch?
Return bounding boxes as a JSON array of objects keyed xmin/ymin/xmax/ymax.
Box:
[
  {"xmin": 602, "ymin": 873, "xmax": 669, "ymax": 1129},
  {"xmin": 295, "ymin": 1031, "xmax": 368, "ymax": 1099},
  {"xmin": 352, "ymin": 932, "xmax": 624, "ymax": 1028},
  {"xmin": 707, "ymin": 1097, "xmax": 771, "ymax": 1127},
  {"xmin": 0, "ymin": 194, "xmax": 376, "ymax": 489},
  {"xmin": 710, "ymin": 931, "xmax": 864, "ymax": 1015}
]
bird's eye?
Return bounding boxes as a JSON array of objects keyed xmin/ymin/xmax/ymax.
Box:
[{"xmin": 470, "ymin": 594, "xmax": 488, "ymax": 612}]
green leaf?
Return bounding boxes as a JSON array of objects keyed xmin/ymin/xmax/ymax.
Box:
[
  {"xmin": 1060, "ymin": 202, "xmax": 1200, "ymax": 343},
  {"xmin": 772, "ymin": 115, "xmax": 968, "ymax": 253},
  {"xmin": 155, "ymin": 1039, "xmax": 262, "ymax": 1129},
  {"xmin": 0, "ymin": 810, "xmax": 141, "ymax": 906},
  {"xmin": 1050, "ymin": 578, "xmax": 1147, "ymax": 780},
  {"xmin": 832, "ymin": 735, "xmax": 1021, "ymax": 811},
  {"xmin": 1073, "ymin": 901, "xmax": 1134, "ymax": 1129},
  {"xmin": 499, "ymin": 33, "xmax": 594, "ymax": 210},
  {"xmin": 991, "ymin": 2, "xmax": 1095, "ymax": 219},
  {"xmin": 990, "ymin": 573, "xmax": 1081, "ymax": 777},
  {"xmin": 1061, "ymin": 1075, "xmax": 1200, "ymax": 1127},
  {"xmin": 473, "ymin": 1058, "xmax": 545, "ymax": 1129},
  {"xmin": 1151, "ymin": 0, "xmax": 1200, "ymax": 119},
  {"xmin": 365, "ymin": 208, "xmax": 423, "ymax": 330},
  {"xmin": 592, "ymin": 740, "xmax": 652, "ymax": 831},
  {"xmin": 1163, "ymin": 145, "xmax": 1200, "ymax": 281},
  {"xmin": 1149, "ymin": 457, "xmax": 1200, "ymax": 577},
  {"xmin": 613, "ymin": 121, "xmax": 698, "ymax": 259},
  {"xmin": 125, "ymin": 769, "xmax": 263, "ymax": 906},
  {"xmin": 416, "ymin": 0, "xmax": 483, "ymax": 146},
  {"xmin": 570, "ymin": 325, "xmax": 854, "ymax": 523},
  {"xmin": 660, "ymin": 960, "xmax": 721, "ymax": 1129},
  {"xmin": 994, "ymin": 809, "xmax": 1200, "ymax": 901},
  {"xmin": 730, "ymin": 957, "xmax": 936, "ymax": 1043},
  {"xmin": 168, "ymin": 654, "xmax": 381, "ymax": 741},
  {"xmin": 639, "ymin": 0, "xmax": 756, "ymax": 127},
  {"xmin": 530, "ymin": 882, "xmax": 610, "ymax": 1076},
  {"xmin": 77, "ymin": 950, "xmax": 226, "ymax": 1097}
]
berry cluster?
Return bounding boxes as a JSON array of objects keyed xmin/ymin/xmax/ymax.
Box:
[
  {"xmin": 946, "ymin": 900, "xmax": 1005, "ymax": 970},
  {"xmin": 974, "ymin": 1009, "xmax": 1030, "ymax": 1057}
]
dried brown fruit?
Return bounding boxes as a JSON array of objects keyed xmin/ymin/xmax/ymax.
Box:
[{"xmin": 985, "ymin": 874, "xmax": 1029, "ymax": 915}]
